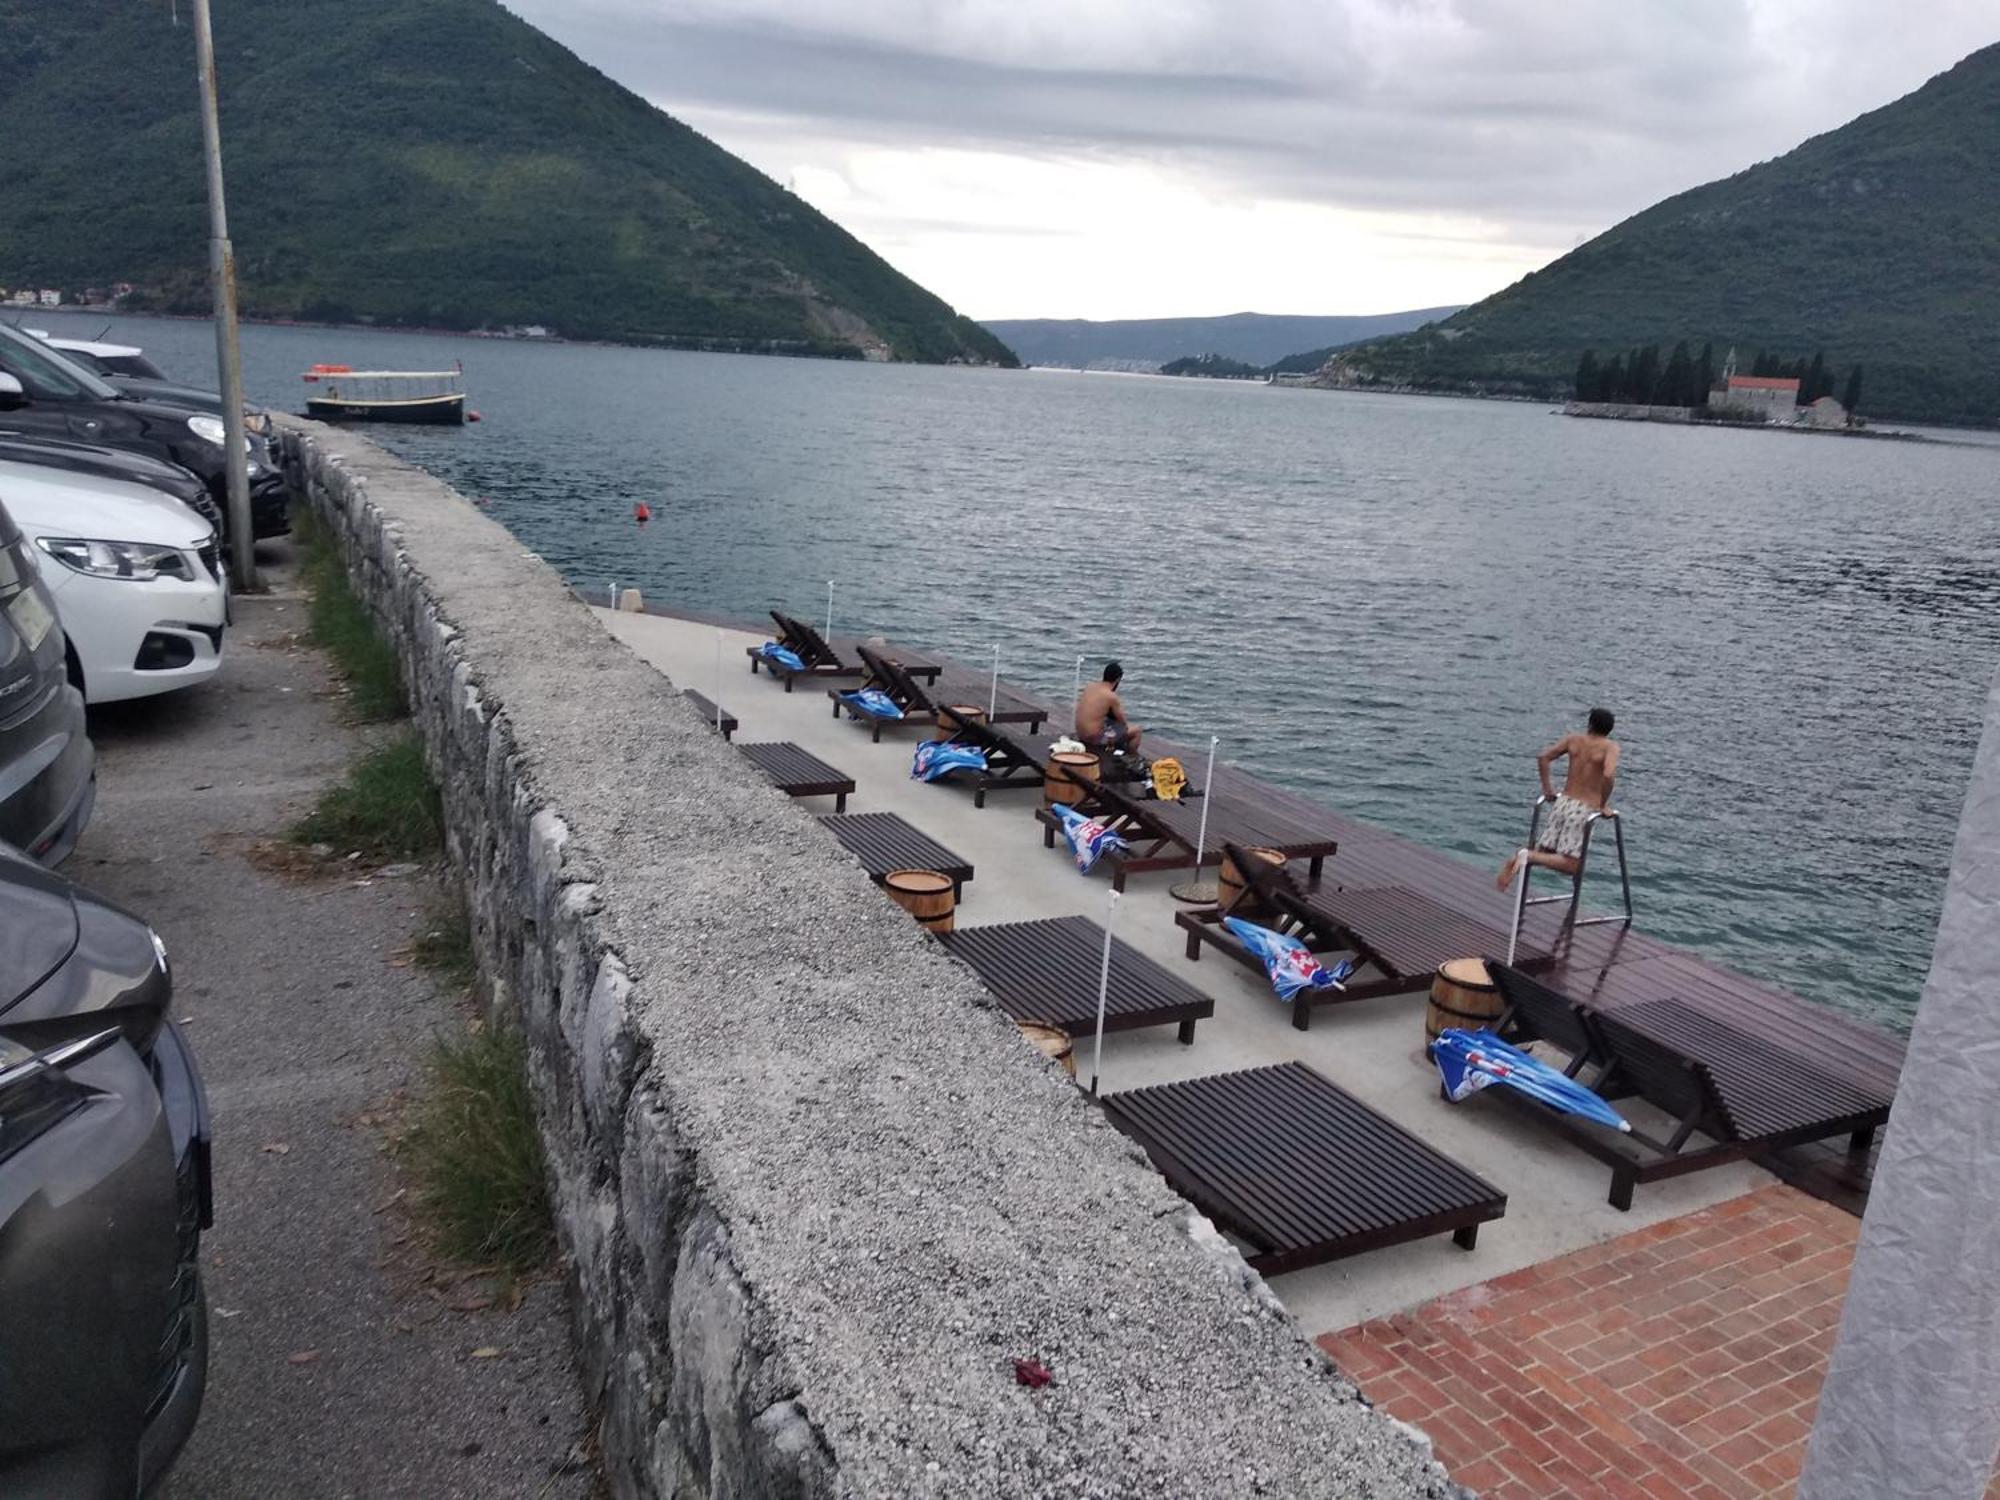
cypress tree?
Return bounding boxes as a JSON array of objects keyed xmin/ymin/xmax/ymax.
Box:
[
  {"xmin": 1804, "ymin": 351, "xmax": 1827, "ymax": 404},
  {"xmin": 1842, "ymin": 365, "xmax": 1863, "ymax": 414},
  {"xmin": 1574, "ymin": 350, "xmax": 1600, "ymax": 400},
  {"xmin": 1696, "ymin": 342, "xmax": 1716, "ymax": 406},
  {"xmin": 1661, "ymin": 342, "xmax": 1694, "ymax": 407},
  {"xmin": 1600, "ymin": 354, "xmax": 1626, "ymax": 403}
]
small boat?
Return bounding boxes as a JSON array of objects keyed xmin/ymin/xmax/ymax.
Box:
[{"xmin": 301, "ymin": 364, "xmax": 466, "ymax": 425}]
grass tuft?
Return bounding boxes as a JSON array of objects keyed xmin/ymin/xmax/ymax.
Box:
[
  {"xmin": 290, "ymin": 735, "xmax": 443, "ymax": 860},
  {"xmin": 412, "ymin": 886, "xmax": 477, "ymax": 990},
  {"xmin": 402, "ymin": 1025, "xmax": 553, "ymax": 1274},
  {"xmin": 296, "ymin": 507, "xmax": 406, "ymax": 721}
]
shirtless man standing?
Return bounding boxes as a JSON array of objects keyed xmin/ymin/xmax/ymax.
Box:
[
  {"xmin": 1496, "ymin": 708, "xmax": 1619, "ymax": 890},
  {"xmin": 1075, "ymin": 661, "xmax": 1143, "ymax": 753}
]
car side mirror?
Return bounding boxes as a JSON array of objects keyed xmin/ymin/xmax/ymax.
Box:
[{"xmin": 0, "ymin": 372, "xmax": 24, "ymax": 409}]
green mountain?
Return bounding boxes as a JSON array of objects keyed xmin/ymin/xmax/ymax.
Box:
[
  {"xmin": 982, "ymin": 308, "xmax": 1459, "ymax": 371},
  {"xmin": 0, "ymin": 0, "xmax": 1013, "ymax": 365},
  {"xmin": 1316, "ymin": 44, "xmax": 2000, "ymax": 423}
]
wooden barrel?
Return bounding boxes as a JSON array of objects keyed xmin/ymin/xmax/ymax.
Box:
[
  {"xmin": 1426, "ymin": 957, "xmax": 1502, "ymax": 1042},
  {"xmin": 1016, "ymin": 1022, "xmax": 1076, "ymax": 1078},
  {"xmin": 884, "ymin": 869, "xmax": 956, "ymax": 934},
  {"xmin": 1218, "ymin": 846, "xmax": 1285, "ymax": 915},
  {"xmin": 1045, "ymin": 750, "xmax": 1100, "ymax": 805}
]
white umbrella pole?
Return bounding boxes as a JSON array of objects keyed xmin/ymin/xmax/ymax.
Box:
[
  {"xmin": 988, "ymin": 644, "xmax": 1000, "ymax": 720},
  {"xmin": 713, "ymin": 629, "xmax": 724, "ymax": 729},
  {"xmin": 1193, "ymin": 735, "xmax": 1220, "ymax": 867},
  {"xmin": 1090, "ymin": 887, "xmax": 1119, "ymax": 1096},
  {"xmin": 609, "ymin": 579, "xmax": 617, "ymax": 610},
  {"xmin": 826, "ymin": 579, "xmax": 834, "ymax": 642},
  {"xmin": 1072, "ymin": 654, "xmax": 1084, "ymax": 710}
]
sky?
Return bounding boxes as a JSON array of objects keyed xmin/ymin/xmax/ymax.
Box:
[{"xmin": 502, "ymin": 1, "xmax": 1997, "ymax": 322}]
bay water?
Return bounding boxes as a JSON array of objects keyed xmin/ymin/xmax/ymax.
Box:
[{"xmin": 33, "ymin": 310, "xmax": 2000, "ymax": 1034}]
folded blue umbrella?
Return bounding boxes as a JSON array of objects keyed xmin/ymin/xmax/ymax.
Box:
[
  {"xmin": 1222, "ymin": 916, "xmax": 1355, "ymax": 1001},
  {"xmin": 1431, "ymin": 1029, "xmax": 1631, "ymax": 1133},
  {"xmin": 757, "ymin": 641, "xmax": 807, "ymax": 672},
  {"xmin": 912, "ymin": 739, "xmax": 988, "ymax": 782},
  {"xmin": 838, "ymin": 686, "xmax": 905, "ymax": 720},
  {"xmin": 1048, "ymin": 801, "xmax": 1129, "ymax": 874}
]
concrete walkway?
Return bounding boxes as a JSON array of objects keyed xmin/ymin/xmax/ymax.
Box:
[
  {"xmin": 73, "ymin": 544, "xmax": 594, "ymax": 1499},
  {"xmin": 599, "ymin": 608, "xmax": 1770, "ymax": 1334}
]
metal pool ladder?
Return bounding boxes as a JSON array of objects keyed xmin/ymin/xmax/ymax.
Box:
[{"xmin": 1506, "ymin": 798, "xmax": 1634, "ymax": 964}]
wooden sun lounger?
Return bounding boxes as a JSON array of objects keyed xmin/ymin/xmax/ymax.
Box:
[
  {"xmin": 820, "ymin": 812, "xmax": 973, "ymax": 898},
  {"xmin": 682, "ymin": 689, "xmax": 737, "ymax": 741},
  {"xmin": 745, "ymin": 611, "xmax": 944, "ymax": 692},
  {"xmin": 1103, "ymin": 1062, "xmax": 1507, "ymax": 1274},
  {"xmin": 927, "ymin": 712, "xmax": 1150, "ymax": 808},
  {"xmin": 932, "ymin": 710, "xmax": 1052, "ymax": 806},
  {"xmin": 737, "ymin": 741, "xmax": 854, "ymax": 812},
  {"xmin": 1478, "ymin": 965, "xmax": 1892, "ymax": 1210},
  {"xmin": 1036, "ymin": 780, "xmax": 1337, "ymax": 894},
  {"xmin": 828, "ymin": 645, "xmax": 1049, "ymax": 742},
  {"xmin": 940, "ymin": 914, "xmax": 1213, "ymax": 1044},
  {"xmin": 1176, "ymin": 844, "xmax": 1531, "ymax": 1030}
]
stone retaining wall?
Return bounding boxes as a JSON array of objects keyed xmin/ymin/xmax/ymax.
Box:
[{"xmin": 279, "ymin": 419, "xmax": 1464, "ymax": 1500}]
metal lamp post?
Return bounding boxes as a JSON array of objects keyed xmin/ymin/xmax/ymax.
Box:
[{"xmin": 190, "ymin": 0, "xmax": 257, "ymax": 591}]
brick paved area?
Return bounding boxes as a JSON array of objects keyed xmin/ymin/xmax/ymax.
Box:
[{"xmin": 1318, "ymin": 1187, "xmax": 1881, "ymax": 1499}]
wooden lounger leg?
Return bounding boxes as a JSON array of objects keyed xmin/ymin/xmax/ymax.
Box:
[
  {"xmin": 1452, "ymin": 1225, "xmax": 1479, "ymax": 1250},
  {"xmin": 1185, "ymin": 927, "xmax": 1202, "ymax": 961},
  {"xmin": 1291, "ymin": 997, "xmax": 1314, "ymax": 1033},
  {"xmin": 1308, "ymin": 854, "xmax": 1325, "ymax": 881},
  {"xmin": 872, "ymin": 720, "xmax": 884, "ymax": 744},
  {"xmin": 1043, "ymin": 822, "xmax": 1056, "ymax": 848},
  {"xmin": 974, "ymin": 784, "xmax": 988, "ymax": 810},
  {"xmin": 1609, "ymin": 1169, "xmax": 1637, "ymax": 1212},
  {"xmin": 1848, "ymin": 1124, "xmax": 1878, "ymax": 1157},
  {"xmin": 783, "ymin": 675, "xmax": 795, "ymax": 694},
  {"xmin": 833, "ymin": 791, "xmax": 848, "ymax": 813},
  {"xmin": 1176, "ymin": 1018, "xmax": 1197, "ymax": 1045}
]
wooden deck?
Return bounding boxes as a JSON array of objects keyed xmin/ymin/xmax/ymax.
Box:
[{"xmin": 1130, "ymin": 735, "xmax": 1905, "ymax": 1207}]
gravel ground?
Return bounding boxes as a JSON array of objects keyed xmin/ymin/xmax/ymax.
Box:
[{"xmin": 69, "ymin": 540, "xmax": 596, "ymax": 1500}]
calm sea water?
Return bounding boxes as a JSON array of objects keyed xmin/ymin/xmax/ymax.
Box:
[{"xmin": 35, "ymin": 311, "xmax": 2000, "ymax": 1034}]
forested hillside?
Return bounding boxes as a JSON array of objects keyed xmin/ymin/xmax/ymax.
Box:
[
  {"xmin": 0, "ymin": 0, "xmax": 1014, "ymax": 364},
  {"xmin": 1318, "ymin": 44, "xmax": 2000, "ymax": 423}
]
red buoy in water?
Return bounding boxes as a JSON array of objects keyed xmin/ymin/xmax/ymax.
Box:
[
  {"xmin": 635, "ymin": 502, "xmax": 652, "ymax": 523},
  {"xmin": 467, "ymin": 410, "xmax": 483, "ymax": 423}
]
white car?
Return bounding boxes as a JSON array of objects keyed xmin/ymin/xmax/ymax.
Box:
[{"xmin": 0, "ymin": 461, "xmax": 226, "ymax": 704}]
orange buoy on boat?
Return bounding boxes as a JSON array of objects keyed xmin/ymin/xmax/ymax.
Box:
[{"xmin": 634, "ymin": 502, "xmax": 651, "ymax": 523}]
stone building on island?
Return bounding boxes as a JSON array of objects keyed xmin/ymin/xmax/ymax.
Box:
[{"xmin": 1713, "ymin": 373, "xmax": 1802, "ymax": 420}]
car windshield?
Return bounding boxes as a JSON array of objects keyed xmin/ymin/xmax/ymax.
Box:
[{"xmin": 0, "ymin": 323, "xmax": 122, "ymax": 400}]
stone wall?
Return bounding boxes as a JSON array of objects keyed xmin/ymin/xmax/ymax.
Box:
[{"xmin": 279, "ymin": 419, "xmax": 1464, "ymax": 1500}]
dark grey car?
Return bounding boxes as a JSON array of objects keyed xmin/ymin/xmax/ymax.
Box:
[
  {"xmin": 0, "ymin": 494, "xmax": 93, "ymax": 862},
  {"xmin": 0, "ymin": 843, "xmax": 211, "ymax": 1495}
]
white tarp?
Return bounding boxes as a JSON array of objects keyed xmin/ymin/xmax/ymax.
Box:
[{"xmin": 1799, "ymin": 672, "xmax": 2000, "ymax": 1498}]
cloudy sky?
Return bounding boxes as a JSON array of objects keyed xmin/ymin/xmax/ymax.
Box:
[{"xmin": 503, "ymin": 1, "xmax": 1995, "ymax": 321}]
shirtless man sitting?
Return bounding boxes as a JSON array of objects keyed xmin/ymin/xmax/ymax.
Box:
[
  {"xmin": 1496, "ymin": 708, "xmax": 1619, "ymax": 890},
  {"xmin": 1075, "ymin": 661, "xmax": 1143, "ymax": 754}
]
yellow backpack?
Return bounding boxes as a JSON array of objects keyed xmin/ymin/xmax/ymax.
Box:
[{"xmin": 1149, "ymin": 756, "xmax": 1187, "ymax": 801}]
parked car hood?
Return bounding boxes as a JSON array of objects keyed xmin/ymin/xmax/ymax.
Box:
[
  {"xmin": 0, "ymin": 461, "xmax": 213, "ymax": 547},
  {"xmin": 0, "ymin": 840, "xmax": 79, "ymax": 1009}
]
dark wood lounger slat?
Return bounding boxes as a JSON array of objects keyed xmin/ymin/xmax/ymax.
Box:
[
  {"xmin": 1465, "ymin": 971, "xmax": 1890, "ymax": 1209},
  {"xmin": 1039, "ymin": 778, "xmax": 1338, "ymax": 891},
  {"xmin": 737, "ymin": 741, "xmax": 855, "ymax": 813},
  {"xmin": 941, "ymin": 915, "xmax": 1212, "ymax": 1043},
  {"xmin": 820, "ymin": 812, "xmax": 973, "ymax": 896},
  {"xmin": 682, "ymin": 689, "xmax": 737, "ymax": 741},
  {"xmin": 1104, "ymin": 1062, "xmax": 1506, "ymax": 1274}
]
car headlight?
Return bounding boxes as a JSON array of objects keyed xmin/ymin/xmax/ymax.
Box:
[
  {"xmin": 36, "ymin": 536, "xmax": 195, "ymax": 581},
  {"xmin": 187, "ymin": 414, "xmax": 227, "ymax": 445}
]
